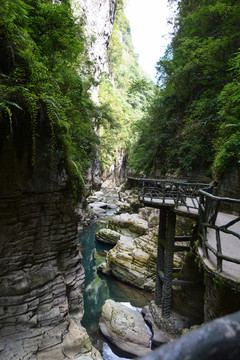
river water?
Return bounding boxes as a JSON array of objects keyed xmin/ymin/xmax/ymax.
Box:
[{"xmin": 78, "ymin": 221, "xmax": 154, "ymax": 358}]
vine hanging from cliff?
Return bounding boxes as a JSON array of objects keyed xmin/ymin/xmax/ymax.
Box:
[{"xmin": 0, "ymin": 0, "xmax": 98, "ymax": 190}]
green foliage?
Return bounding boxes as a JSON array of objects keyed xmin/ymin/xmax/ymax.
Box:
[
  {"xmin": 98, "ymin": 3, "xmax": 154, "ymax": 172},
  {"xmin": 213, "ymin": 51, "xmax": 240, "ymax": 176},
  {"xmin": 0, "ymin": 0, "xmax": 97, "ymax": 190},
  {"xmin": 213, "ymin": 274, "xmax": 226, "ymax": 290},
  {"xmin": 129, "ymin": 0, "xmax": 240, "ymax": 177}
]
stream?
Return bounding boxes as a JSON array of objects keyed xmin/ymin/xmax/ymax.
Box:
[{"xmin": 78, "ymin": 191, "xmax": 154, "ymax": 359}]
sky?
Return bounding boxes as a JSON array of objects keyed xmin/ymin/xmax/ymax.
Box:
[{"xmin": 125, "ymin": 0, "xmax": 175, "ymax": 81}]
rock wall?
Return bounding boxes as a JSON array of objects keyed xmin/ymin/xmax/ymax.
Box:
[
  {"xmin": 217, "ymin": 166, "xmax": 240, "ymax": 199},
  {"xmin": 203, "ymin": 274, "xmax": 240, "ymax": 323},
  {"xmin": 0, "ymin": 192, "xmax": 85, "ymax": 359},
  {"xmin": 0, "ymin": 1, "xmax": 118, "ymax": 358},
  {"xmin": 0, "ymin": 116, "xmax": 101, "ymax": 359},
  {"xmin": 102, "ymin": 148, "xmax": 128, "ymax": 187},
  {"xmin": 72, "ymin": 0, "xmax": 117, "ymax": 102},
  {"xmin": 72, "ymin": 0, "xmax": 117, "ymax": 189},
  {"xmin": 216, "ymin": 166, "xmax": 240, "ymax": 214}
]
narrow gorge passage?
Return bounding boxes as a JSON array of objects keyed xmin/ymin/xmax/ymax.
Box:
[{"xmin": 78, "ymin": 192, "xmax": 154, "ymax": 359}]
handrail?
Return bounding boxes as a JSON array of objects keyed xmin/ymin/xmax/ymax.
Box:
[
  {"xmin": 137, "ymin": 177, "xmax": 240, "ymax": 280},
  {"xmin": 198, "ymin": 189, "xmax": 240, "ymax": 277},
  {"xmin": 141, "ymin": 310, "xmax": 240, "ymax": 360},
  {"xmin": 199, "ymin": 189, "xmax": 240, "ymax": 204},
  {"xmin": 138, "ymin": 178, "xmax": 210, "ymax": 212}
]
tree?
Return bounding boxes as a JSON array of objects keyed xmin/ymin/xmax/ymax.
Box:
[
  {"xmin": 0, "ymin": 0, "xmax": 98, "ymax": 191},
  {"xmin": 129, "ymin": 0, "xmax": 240, "ymax": 177}
]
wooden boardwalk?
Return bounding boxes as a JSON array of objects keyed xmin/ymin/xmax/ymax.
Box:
[
  {"xmin": 137, "ymin": 178, "xmax": 240, "ymax": 288},
  {"xmin": 142, "ymin": 199, "xmax": 240, "ymax": 281},
  {"xmin": 140, "ymin": 197, "xmax": 199, "ymax": 217}
]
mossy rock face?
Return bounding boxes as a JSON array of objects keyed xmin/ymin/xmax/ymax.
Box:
[
  {"xmin": 109, "ymin": 213, "xmax": 148, "ymax": 237},
  {"xmin": 172, "ymin": 254, "xmax": 204, "ymax": 324},
  {"xmin": 99, "ymin": 299, "xmax": 152, "ymax": 357},
  {"xmin": 95, "ymin": 228, "xmax": 120, "ymax": 245},
  {"xmin": 62, "ymin": 320, "xmax": 100, "ymax": 359}
]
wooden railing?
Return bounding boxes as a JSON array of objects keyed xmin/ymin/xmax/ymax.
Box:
[
  {"xmin": 137, "ymin": 177, "xmax": 240, "ymax": 279},
  {"xmin": 138, "ymin": 178, "xmax": 210, "ymax": 212},
  {"xmin": 199, "ymin": 189, "xmax": 240, "ymax": 274},
  {"xmin": 133, "ymin": 177, "xmax": 240, "ymax": 318}
]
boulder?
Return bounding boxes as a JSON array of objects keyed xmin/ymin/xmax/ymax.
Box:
[
  {"xmin": 97, "ymin": 261, "xmax": 112, "ymax": 275},
  {"xmin": 116, "ymin": 201, "xmax": 132, "ymax": 213},
  {"xmin": 95, "ymin": 228, "xmax": 120, "ymax": 245},
  {"xmin": 99, "ymin": 299, "xmax": 152, "ymax": 357},
  {"xmin": 62, "ymin": 320, "xmax": 102, "ymax": 359},
  {"xmin": 103, "ymin": 233, "xmax": 157, "ymax": 291},
  {"xmin": 138, "ymin": 207, "xmax": 159, "ymax": 228},
  {"xmin": 142, "ymin": 306, "xmax": 175, "ymax": 347},
  {"xmin": 109, "ymin": 213, "xmax": 148, "ymax": 237},
  {"xmin": 88, "ymin": 202, "xmax": 109, "ymax": 215}
]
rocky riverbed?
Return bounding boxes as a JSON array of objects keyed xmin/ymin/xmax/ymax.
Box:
[
  {"xmin": 89, "ymin": 187, "xmax": 185, "ymax": 292},
  {"xmin": 82, "ymin": 185, "xmax": 200, "ymax": 357}
]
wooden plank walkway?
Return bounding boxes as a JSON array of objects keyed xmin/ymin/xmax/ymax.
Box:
[
  {"xmin": 139, "ymin": 196, "xmax": 199, "ymax": 217},
  {"xmin": 137, "ymin": 178, "xmax": 240, "ymax": 287},
  {"xmin": 135, "ymin": 177, "xmax": 240, "ymax": 318},
  {"xmin": 140, "ymin": 200, "xmax": 239, "ymax": 283},
  {"xmin": 143, "ymin": 196, "xmax": 240, "ymax": 282}
]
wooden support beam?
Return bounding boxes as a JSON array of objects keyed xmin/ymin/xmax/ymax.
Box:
[
  {"xmin": 158, "ymin": 270, "xmax": 201, "ymax": 288},
  {"xmin": 155, "ymin": 208, "xmax": 167, "ymax": 306},
  {"xmin": 174, "ymin": 236, "xmax": 191, "ymax": 242},
  {"xmin": 162, "ymin": 209, "xmax": 176, "ymax": 318},
  {"xmin": 174, "ymin": 245, "xmax": 190, "ymax": 252}
]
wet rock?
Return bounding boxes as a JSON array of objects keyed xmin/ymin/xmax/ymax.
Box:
[
  {"xmin": 99, "ymin": 300, "xmax": 152, "ymax": 357},
  {"xmin": 89, "ymin": 202, "xmax": 108, "ymax": 215},
  {"xmin": 97, "ymin": 261, "xmax": 112, "ymax": 275}
]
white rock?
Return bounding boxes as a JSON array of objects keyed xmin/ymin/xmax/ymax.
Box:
[
  {"xmin": 109, "ymin": 213, "xmax": 148, "ymax": 236},
  {"xmin": 99, "ymin": 300, "xmax": 152, "ymax": 357}
]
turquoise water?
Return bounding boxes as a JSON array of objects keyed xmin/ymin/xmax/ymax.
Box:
[{"xmin": 78, "ymin": 222, "xmax": 154, "ymax": 355}]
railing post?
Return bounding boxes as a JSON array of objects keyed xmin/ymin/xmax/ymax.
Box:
[
  {"xmin": 155, "ymin": 207, "xmax": 167, "ymax": 305},
  {"xmin": 162, "ymin": 208, "xmax": 176, "ymax": 318},
  {"xmin": 199, "ymin": 192, "xmax": 208, "ymax": 258},
  {"xmin": 216, "ymin": 229, "xmax": 222, "ymax": 272}
]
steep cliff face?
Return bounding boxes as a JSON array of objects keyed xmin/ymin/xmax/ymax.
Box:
[
  {"xmin": 0, "ymin": 120, "xmax": 99, "ymax": 359},
  {"xmin": 72, "ymin": 0, "xmax": 117, "ymax": 189},
  {"xmin": 74, "ymin": 0, "xmax": 117, "ymax": 102},
  {"xmin": 0, "ymin": 1, "xmax": 117, "ymax": 359},
  {"xmin": 102, "ymin": 148, "xmax": 128, "ymax": 187}
]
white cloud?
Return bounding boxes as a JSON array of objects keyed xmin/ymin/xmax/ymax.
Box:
[{"xmin": 125, "ymin": 0, "xmax": 174, "ymax": 80}]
